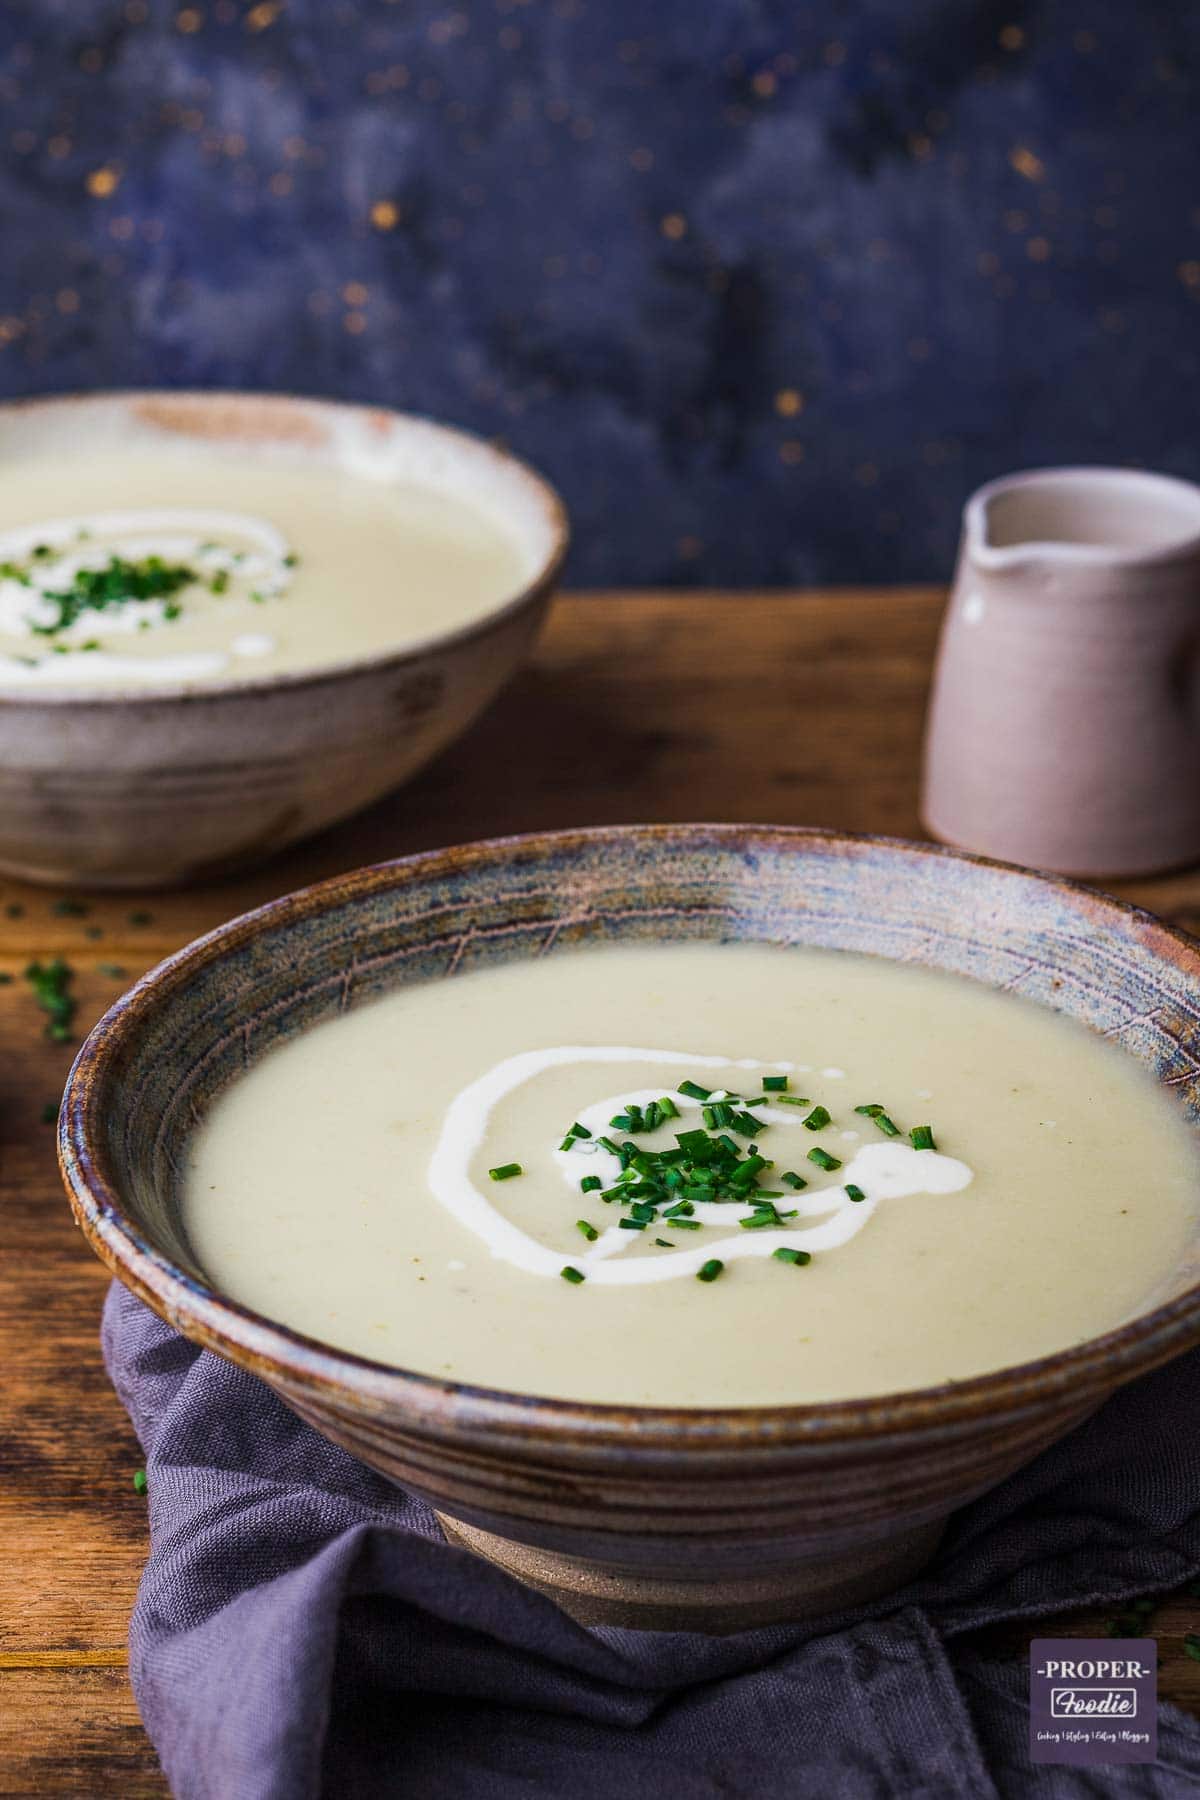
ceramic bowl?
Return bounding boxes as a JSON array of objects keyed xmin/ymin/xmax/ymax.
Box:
[
  {"xmin": 60, "ymin": 826, "xmax": 1200, "ymax": 1632},
  {"xmin": 0, "ymin": 392, "xmax": 567, "ymax": 888}
]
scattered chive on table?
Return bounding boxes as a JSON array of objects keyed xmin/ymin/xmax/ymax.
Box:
[{"xmin": 4, "ymin": 588, "xmax": 1200, "ymax": 1792}]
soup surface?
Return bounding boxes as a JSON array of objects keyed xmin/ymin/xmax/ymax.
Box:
[
  {"xmin": 0, "ymin": 449, "xmax": 529, "ymax": 687},
  {"xmin": 183, "ymin": 943, "xmax": 1198, "ymax": 1407}
]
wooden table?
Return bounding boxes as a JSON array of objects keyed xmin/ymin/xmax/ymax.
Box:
[{"xmin": 4, "ymin": 588, "xmax": 1200, "ymax": 1793}]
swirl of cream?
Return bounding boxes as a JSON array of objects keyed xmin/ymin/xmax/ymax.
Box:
[{"xmin": 427, "ymin": 1048, "xmax": 972, "ymax": 1285}]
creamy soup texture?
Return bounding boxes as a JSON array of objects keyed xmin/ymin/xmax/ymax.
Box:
[
  {"xmin": 0, "ymin": 450, "xmax": 530, "ymax": 687},
  {"xmin": 183, "ymin": 944, "xmax": 1198, "ymax": 1407}
]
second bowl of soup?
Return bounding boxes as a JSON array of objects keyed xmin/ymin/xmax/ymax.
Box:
[{"xmin": 0, "ymin": 391, "xmax": 566, "ymax": 885}]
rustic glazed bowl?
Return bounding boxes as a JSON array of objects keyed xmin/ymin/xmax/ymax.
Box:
[
  {"xmin": 60, "ymin": 826, "xmax": 1200, "ymax": 1631},
  {"xmin": 0, "ymin": 392, "xmax": 567, "ymax": 888}
]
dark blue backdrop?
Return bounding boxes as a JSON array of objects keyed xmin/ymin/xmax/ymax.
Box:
[{"xmin": 0, "ymin": 0, "xmax": 1197, "ymax": 585}]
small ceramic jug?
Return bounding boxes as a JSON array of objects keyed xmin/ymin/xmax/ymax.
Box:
[{"xmin": 921, "ymin": 466, "xmax": 1200, "ymax": 877}]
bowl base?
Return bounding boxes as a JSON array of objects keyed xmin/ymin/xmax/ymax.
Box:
[{"xmin": 436, "ymin": 1513, "xmax": 944, "ymax": 1633}]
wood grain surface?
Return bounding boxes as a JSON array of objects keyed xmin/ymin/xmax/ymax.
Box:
[{"xmin": 3, "ymin": 588, "xmax": 1199, "ymax": 1795}]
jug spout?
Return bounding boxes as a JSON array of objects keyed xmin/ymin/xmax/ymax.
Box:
[{"xmin": 965, "ymin": 465, "xmax": 1200, "ymax": 578}]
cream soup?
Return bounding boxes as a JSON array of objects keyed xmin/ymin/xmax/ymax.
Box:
[
  {"xmin": 183, "ymin": 943, "xmax": 1198, "ymax": 1407},
  {"xmin": 0, "ymin": 450, "xmax": 530, "ymax": 687}
]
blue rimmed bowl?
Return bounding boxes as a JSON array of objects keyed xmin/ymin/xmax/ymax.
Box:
[{"xmin": 59, "ymin": 826, "xmax": 1200, "ymax": 1630}]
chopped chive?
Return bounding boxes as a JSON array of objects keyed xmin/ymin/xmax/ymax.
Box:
[
  {"xmin": 773, "ymin": 1246, "xmax": 812, "ymax": 1266},
  {"xmin": 762, "ymin": 1074, "xmax": 788, "ymax": 1091},
  {"xmin": 697, "ymin": 1259, "xmax": 725, "ymax": 1282},
  {"xmin": 618, "ymin": 1218, "xmax": 647, "ymax": 1231},
  {"xmin": 776, "ymin": 1093, "xmax": 811, "ymax": 1107},
  {"xmin": 630, "ymin": 1202, "xmax": 657, "ymax": 1223},
  {"xmin": 488, "ymin": 1162, "xmax": 522, "ymax": 1181},
  {"xmin": 739, "ymin": 1213, "xmax": 779, "ymax": 1230},
  {"xmin": 656, "ymin": 1095, "xmax": 680, "ymax": 1119},
  {"xmin": 560, "ymin": 1265, "xmax": 586, "ymax": 1284},
  {"xmin": 653, "ymin": 1237, "xmax": 675, "ymax": 1248},
  {"xmin": 568, "ymin": 1121, "xmax": 592, "ymax": 1140},
  {"xmin": 576, "ymin": 1219, "xmax": 599, "ymax": 1242},
  {"xmin": 132, "ymin": 1468, "xmax": 148, "ymax": 1496},
  {"xmin": 910, "ymin": 1125, "xmax": 936, "ymax": 1151},
  {"xmin": 780, "ymin": 1171, "xmax": 808, "ymax": 1190},
  {"xmin": 678, "ymin": 1080, "xmax": 712, "ymax": 1100},
  {"xmin": 596, "ymin": 1136, "xmax": 621, "ymax": 1156},
  {"xmin": 609, "ymin": 1113, "xmax": 634, "ymax": 1131},
  {"xmin": 643, "ymin": 1101, "xmax": 661, "ymax": 1132},
  {"xmin": 802, "ymin": 1105, "xmax": 831, "ymax": 1131},
  {"xmin": 40, "ymin": 1100, "xmax": 58, "ymax": 1124},
  {"xmin": 845, "ymin": 1183, "xmax": 866, "ymax": 1203},
  {"xmin": 559, "ymin": 1135, "xmax": 579, "ymax": 1152},
  {"xmin": 669, "ymin": 1218, "xmax": 702, "ymax": 1230},
  {"xmin": 807, "ymin": 1147, "xmax": 842, "ymax": 1172},
  {"xmin": 854, "ymin": 1103, "xmax": 882, "ymax": 1117},
  {"xmin": 702, "ymin": 1105, "xmax": 716, "ymax": 1128},
  {"xmin": 873, "ymin": 1112, "xmax": 901, "ymax": 1137},
  {"xmin": 663, "ymin": 1199, "xmax": 694, "ymax": 1218},
  {"xmin": 580, "ymin": 1175, "xmax": 602, "ymax": 1193}
]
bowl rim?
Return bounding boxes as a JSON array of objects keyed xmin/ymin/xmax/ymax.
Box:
[
  {"xmin": 0, "ymin": 389, "xmax": 569, "ymax": 707},
  {"xmin": 59, "ymin": 823, "xmax": 1200, "ymax": 1451}
]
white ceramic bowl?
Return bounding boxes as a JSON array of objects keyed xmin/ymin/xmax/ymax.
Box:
[{"xmin": 0, "ymin": 392, "xmax": 567, "ymax": 888}]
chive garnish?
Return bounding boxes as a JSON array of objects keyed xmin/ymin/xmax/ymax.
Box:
[
  {"xmin": 776, "ymin": 1093, "xmax": 811, "ymax": 1107},
  {"xmin": 762, "ymin": 1074, "xmax": 788, "ymax": 1091},
  {"xmin": 668, "ymin": 1218, "xmax": 702, "ymax": 1230},
  {"xmin": 488, "ymin": 1162, "xmax": 522, "ymax": 1181},
  {"xmin": 702, "ymin": 1105, "xmax": 716, "ymax": 1128},
  {"xmin": 697, "ymin": 1259, "xmax": 725, "ymax": 1282},
  {"xmin": 780, "ymin": 1171, "xmax": 808, "ymax": 1189},
  {"xmin": 568, "ymin": 1121, "xmax": 591, "ymax": 1139},
  {"xmin": 653, "ymin": 1237, "xmax": 675, "ymax": 1248},
  {"xmin": 856, "ymin": 1104, "xmax": 900, "ymax": 1136},
  {"xmin": 656, "ymin": 1095, "xmax": 680, "ymax": 1119},
  {"xmin": 132, "ymin": 1468, "xmax": 148, "ymax": 1496},
  {"xmin": 773, "ymin": 1246, "xmax": 812, "ymax": 1266},
  {"xmin": 580, "ymin": 1175, "xmax": 601, "ymax": 1193},
  {"xmin": 29, "ymin": 554, "xmax": 199, "ymax": 638},
  {"xmin": 910, "ymin": 1125, "xmax": 936, "ymax": 1151},
  {"xmin": 845, "ymin": 1183, "xmax": 866, "ymax": 1203},
  {"xmin": 24, "ymin": 958, "xmax": 76, "ymax": 1041},
  {"xmin": 678, "ymin": 1080, "xmax": 712, "ymax": 1100},
  {"xmin": 807, "ymin": 1147, "xmax": 842, "ymax": 1171},
  {"xmin": 558, "ymin": 1136, "xmax": 578, "ymax": 1152},
  {"xmin": 618, "ymin": 1218, "xmax": 647, "ymax": 1231},
  {"xmin": 560, "ymin": 1265, "xmax": 586, "ymax": 1284},
  {"xmin": 802, "ymin": 1105, "xmax": 831, "ymax": 1131},
  {"xmin": 739, "ymin": 1212, "xmax": 779, "ymax": 1230},
  {"xmin": 576, "ymin": 1219, "xmax": 599, "ymax": 1242}
]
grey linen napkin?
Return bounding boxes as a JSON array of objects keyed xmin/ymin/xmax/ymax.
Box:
[{"xmin": 102, "ymin": 1281, "xmax": 1200, "ymax": 1799}]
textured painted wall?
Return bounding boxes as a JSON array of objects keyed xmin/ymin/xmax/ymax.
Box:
[{"xmin": 0, "ymin": 0, "xmax": 1197, "ymax": 585}]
